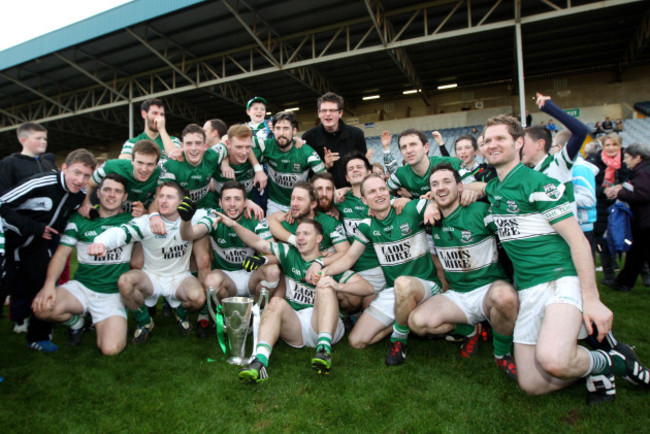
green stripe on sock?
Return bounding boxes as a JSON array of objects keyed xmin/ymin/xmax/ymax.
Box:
[
  {"xmin": 390, "ymin": 323, "xmax": 410, "ymax": 344},
  {"xmin": 63, "ymin": 314, "xmax": 81, "ymax": 328},
  {"xmin": 256, "ymin": 342, "xmax": 273, "ymax": 367}
]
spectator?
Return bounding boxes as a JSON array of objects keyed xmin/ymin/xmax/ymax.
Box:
[
  {"xmin": 614, "ymin": 119, "xmax": 624, "ymax": 133},
  {"xmin": 302, "ymin": 92, "xmax": 367, "ymax": 188},
  {"xmin": 372, "ymin": 162, "xmax": 388, "ymax": 180},
  {"xmin": 592, "ymin": 121, "xmax": 603, "ymax": 137},
  {"xmin": 0, "ymin": 122, "xmax": 56, "ymax": 193},
  {"xmin": 601, "ymin": 143, "xmax": 650, "ymax": 291},
  {"xmin": 602, "ymin": 116, "xmax": 614, "ymax": 133},
  {"xmin": 592, "ymin": 133, "xmax": 630, "ymax": 283},
  {"xmin": 526, "ymin": 111, "xmax": 532, "ymax": 127},
  {"xmin": 0, "ymin": 122, "xmax": 57, "ymax": 325},
  {"xmin": 547, "ymin": 119, "xmax": 557, "ymax": 133},
  {"xmin": 552, "ymin": 131, "xmax": 599, "ymax": 260}
]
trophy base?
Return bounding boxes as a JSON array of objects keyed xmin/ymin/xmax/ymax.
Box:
[{"xmin": 227, "ymin": 356, "xmax": 248, "ymax": 366}]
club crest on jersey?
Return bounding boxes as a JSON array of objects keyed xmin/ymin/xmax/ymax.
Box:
[
  {"xmin": 399, "ymin": 223, "xmax": 411, "ymax": 236},
  {"xmin": 543, "ymin": 184, "xmax": 561, "ymax": 199},
  {"xmin": 461, "ymin": 230, "xmax": 473, "ymax": 243},
  {"xmin": 506, "ymin": 200, "xmax": 519, "ymax": 213},
  {"xmin": 294, "ymin": 163, "xmax": 302, "ymax": 172}
]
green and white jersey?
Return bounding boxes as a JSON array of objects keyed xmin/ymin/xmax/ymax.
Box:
[
  {"xmin": 159, "ymin": 145, "xmax": 228, "ymax": 209},
  {"xmin": 95, "ymin": 214, "xmax": 214, "ymax": 276},
  {"xmin": 212, "ymin": 145, "xmax": 263, "ymax": 198},
  {"xmin": 209, "ymin": 211, "xmax": 273, "ymax": 271},
  {"xmin": 280, "ymin": 212, "xmax": 347, "ymax": 252},
  {"xmin": 269, "ymin": 242, "xmax": 355, "ymax": 311},
  {"xmin": 355, "ymin": 199, "xmax": 439, "ymax": 288},
  {"xmin": 256, "ymin": 137, "xmax": 325, "ymax": 206},
  {"xmin": 92, "ymin": 159, "xmax": 160, "ymax": 207},
  {"xmin": 247, "ymin": 121, "xmax": 272, "ymax": 142},
  {"xmin": 486, "ymin": 163, "xmax": 576, "ymax": 290},
  {"xmin": 120, "ymin": 131, "xmax": 181, "ymax": 161},
  {"xmin": 387, "ymin": 156, "xmax": 461, "ymax": 198},
  {"xmin": 335, "ymin": 191, "xmax": 381, "ymax": 272},
  {"xmin": 61, "ymin": 212, "xmax": 134, "ymax": 294},
  {"xmin": 431, "ymin": 202, "xmax": 509, "ymax": 293},
  {"xmin": 532, "ymin": 147, "xmax": 577, "ymax": 213}
]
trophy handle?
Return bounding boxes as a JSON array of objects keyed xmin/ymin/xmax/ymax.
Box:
[{"xmin": 258, "ymin": 287, "xmax": 270, "ymax": 311}]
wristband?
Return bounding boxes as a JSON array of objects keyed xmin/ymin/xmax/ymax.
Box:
[
  {"xmin": 149, "ymin": 212, "xmax": 161, "ymax": 219},
  {"xmin": 253, "ymin": 164, "xmax": 263, "ymax": 172},
  {"xmin": 313, "ymin": 258, "xmax": 325, "ymax": 268},
  {"xmin": 287, "ymin": 234, "xmax": 297, "ymax": 247},
  {"xmin": 383, "ymin": 149, "xmax": 391, "ymax": 154}
]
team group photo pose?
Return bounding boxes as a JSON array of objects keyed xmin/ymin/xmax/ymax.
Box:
[{"xmin": 2, "ymin": 4, "xmax": 650, "ymax": 426}]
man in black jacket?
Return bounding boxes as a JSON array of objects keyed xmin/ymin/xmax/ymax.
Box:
[
  {"xmin": 0, "ymin": 149, "xmax": 96, "ymax": 352},
  {"xmin": 302, "ymin": 92, "xmax": 367, "ymax": 188}
]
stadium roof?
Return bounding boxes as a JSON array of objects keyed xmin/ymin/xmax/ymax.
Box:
[{"xmin": 0, "ymin": 0, "xmax": 648, "ymax": 155}]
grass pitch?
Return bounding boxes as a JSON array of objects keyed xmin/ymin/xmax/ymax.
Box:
[{"xmin": 1, "ymin": 274, "xmax": 649, "ymax": 433}]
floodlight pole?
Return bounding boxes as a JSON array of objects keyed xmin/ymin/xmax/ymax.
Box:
[{"xmin": 514, "ymin": 0, "xmax": 527, "ymax": 127}]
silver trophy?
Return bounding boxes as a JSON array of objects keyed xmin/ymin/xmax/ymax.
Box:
[{"xmin": 221, "ymin": 296, "xmax": 253, "ymax": 365}]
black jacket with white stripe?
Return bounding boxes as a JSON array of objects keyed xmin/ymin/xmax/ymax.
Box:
[{"xmin": 0, "ymin": 171, "xmax": 85, "ymax": 260}]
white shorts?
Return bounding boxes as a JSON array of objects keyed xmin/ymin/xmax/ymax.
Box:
[
  {"xmin": 358, "ymin": 267, "xmax": 387, "ymax": 293},
  {"xmin": 222, "ymin": 269, "xmax": 252, "ymax": 297},
  {"xmin": 365, "ymin": 278, "xmax": 440, "ymax": 327},
  {"xmin": 142, "ymin": 270, "xmax": 193, "ymax": 308},
  {"xmin": 365, "ymin": 287, "xmax": 395, "ymax": 326},
  {"xmin": 514, "ymin": 276, "xmax": 584, "ymax": 345},
  {"xmin": 441, "ymin": 283, "xmax": 490, "ymax": 325},
  {"xmin": 266, "ymin": 199, "xmax": 290, "ymax": 216},
  {"xmin": 61, "ymin": 280, "xmax": 127, "ymax": 323},
  {"xmin": 284, "ymin": 307, "xmax": 345, "ymax": 349}
]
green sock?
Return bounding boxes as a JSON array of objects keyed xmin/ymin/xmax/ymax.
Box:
[
  {"xmin": 492, "ymin": 331, "xmax": 514, "ymax": 358},
  {"xmin": 131, "ymin": 306, "xmax": 151, "ymax": 327},
  {"xmin": 390, "ymin": 323, "xmax": 410, "ymax": 344},
  {"xmin": 175, "ymin": 305, "xmax": 188, "ymax": 321},
  {"xmin": 316, "ymin": 332, "xmax": 332, "ymax": 354},
  {"xmin": 453, "ymin": 324, "xmax": 476, "ymax": 337},
  {"xmin": 255, "ymin": 342, "xmax": 272, "ymax": 367}
]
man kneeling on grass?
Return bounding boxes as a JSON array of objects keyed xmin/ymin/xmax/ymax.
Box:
[
  {"xmin": 32, "ymin": 174, "xmax": 133, "ymax": 355},
  {"xmin": 88, "ymin": 182, "xmax": 210, "ymax": 344},
  {"xmin": 214, "ymin": 213, "xmax": 372, "ymax": 382}
]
